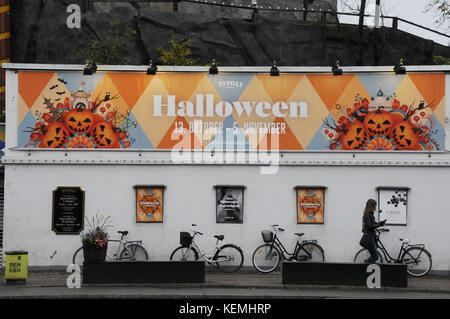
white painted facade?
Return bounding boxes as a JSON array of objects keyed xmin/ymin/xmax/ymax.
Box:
[{"xmin": 2, "ymin": 64, "xmax": 450, "ymax": 274}]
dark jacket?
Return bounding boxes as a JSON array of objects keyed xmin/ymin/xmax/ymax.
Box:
[{"xmin": 362, "ymin": 211, "xmax": 383, "ymax": 235}]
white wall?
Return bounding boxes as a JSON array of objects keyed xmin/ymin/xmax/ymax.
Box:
[
  {"xmin": 2, "ymin": 163, "xmax": 450, "ymax": 273},
  {"xmin": 2, "ymin": 66, "xmax": 450, "ymax": 273}
]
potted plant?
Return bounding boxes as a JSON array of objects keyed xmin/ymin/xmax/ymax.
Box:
[{"xmin": 81, "ymin": 214, "xmax": 112, "ymax": 263}]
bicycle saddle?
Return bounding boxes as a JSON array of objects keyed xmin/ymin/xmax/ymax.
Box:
[
  {"xmin": 118, "ymin": 231, "xmax": 129, "ymax": 235},
  {"xmin": 295, "ymin": 233, "xmax": 305, "ymax": 237},
  {"xmin": 214, "ymin": 235, "xmax": 225, "ymax": 241}
]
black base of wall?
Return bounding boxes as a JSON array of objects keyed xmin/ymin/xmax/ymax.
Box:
[
  {"xmin": 282, "ymin": 262, "xmax": 407, "ymax": 288},
  {"xmin": 83, "ymin": 261, "xmax": 205, "ymax": 284}
]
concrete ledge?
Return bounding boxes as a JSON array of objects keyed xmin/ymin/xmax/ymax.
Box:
[
  {"xmin": 282, "ymin": 262, "xmax": 408, "ymax": 288},
  {"xmin": 82, "ymin": 261, "xmax": 205, "ymax": 284}
]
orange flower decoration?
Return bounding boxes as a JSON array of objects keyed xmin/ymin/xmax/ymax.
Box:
[
  {"xmin": 366, "ymin": 137, "xmax": 395, "ymax": 151},
  {"xmin": 67, "ymin": 135, "xmax": 95, "ymax": 148}
]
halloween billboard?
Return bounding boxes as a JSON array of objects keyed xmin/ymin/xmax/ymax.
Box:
[{"xmin": 17, "ymin": 71, "xmax": 445, "ymax": 151}]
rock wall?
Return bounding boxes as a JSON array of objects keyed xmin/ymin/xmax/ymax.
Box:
[{"xmin": 10, "ymin": 0, "xmax": 450, "ymax": 66}]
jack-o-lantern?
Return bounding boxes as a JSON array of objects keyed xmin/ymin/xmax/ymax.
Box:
[
  {"xmin": 341, "ymin": 122, "xmax": 368, "ymax": 150},
  {"xmin": 391, "ymin": 121, "xmax": 419, "ymax": 150},
  {"xmin": 91, "ymin": 121, "xmax": 119, "ymax": 148},
  {"xmin": 39, "ymin": 122, "xmax": 69, "ymax": 148},
  {"xmin": 64, "ymin": 108, "xmax": 95, "ymax": 135},
  {"xmin": 363, "ymin": 110, "xmax": 394, "ymax": 136}
]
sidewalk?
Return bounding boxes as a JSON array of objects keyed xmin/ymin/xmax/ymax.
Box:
[{"xmin": 1, "ymin": 269, "xmax": 449, "ymax": 294}]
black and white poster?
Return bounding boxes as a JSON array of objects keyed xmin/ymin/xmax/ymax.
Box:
[
  {"xmin": 215, "ymin": 186, "xmax": 244, "ymax": 224},
  {"xmin": 377, "ymin": 187, "xmax": 408, "ymax": 226},
  {"xmin": 52, "ymin": 186, "xmax": 85, "ymax": 234}
]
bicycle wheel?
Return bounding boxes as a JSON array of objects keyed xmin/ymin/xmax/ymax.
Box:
[
  {"xmin": 401, "ymin": 247, "xmax": 432, "ymax": 277},
  {"xmin": 214, "ymin": 244, "xmax": 244, "ymax": 273},
  {"xmin": 170, "ymin": 246, "xmax": 199, "ymax": 261},
  {"xmin": 296, "ymin": 242, "xmax": 325, "ymax": 262},
  {"xmin": 354, "ymin": 248, "xmax": 384, "ymax": 263},
  {"xmin": 252, "ymin": 244, "xmax": 281, "ymax": 273},
  {"xmin": 119, "ymin": 244, "xmax": 149, "ymax": 261},
  {"xmin": 72, "ymin": 247, "xmax": 84, "ymax": 273},
  {"xmin": 72, "ymin": 247, "xmax": 83, "ymax": 264}
]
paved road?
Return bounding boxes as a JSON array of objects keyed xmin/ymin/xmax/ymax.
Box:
[
  {"xmin": 0, "ymin": 285, "xmax": 449, "ymax": 299},
  {"xmin": 0, "ymin": 270, "xmax": 449, "ymax": 299}
]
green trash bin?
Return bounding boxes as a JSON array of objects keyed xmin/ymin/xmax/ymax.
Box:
[{"xmin": 5, "ymin": 251, "xmax": 28, "ymax": 282}]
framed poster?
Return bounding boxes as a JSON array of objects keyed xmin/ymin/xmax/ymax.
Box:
[
  {"xmin": 52, "ymin": 186, "xmax": 85, "ymax": 234},
  {"xmin": 214, "ymin": 185, "xmax": 245, "ymax": 224},
  {"xmin": 295, "ymin": 186, "xmax": 326, "ymax": 224},
  {"xmin": 377, "ymin": 187, "xmax": 409, "ymax": 226},
  {"xmin": 134, "ymin": 185, "xmax": 165, "ymax": 223}
]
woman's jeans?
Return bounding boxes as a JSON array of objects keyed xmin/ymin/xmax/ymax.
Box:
[{"xmin": 359, "ymin": 233, "xmax": 378, "ymax": 263}]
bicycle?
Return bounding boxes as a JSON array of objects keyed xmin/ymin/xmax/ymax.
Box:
[
  {"xmin": 72, "ymin": 230, "xmax": 149, "ymax": 268},
  {"xmin": 169, "ymin": 224, "xmax": 244, "ymax": 273},
  {"xmin": 252, "ymin": 224, "xmax": 325, "ymax": 273},
  {"xmin": 354, "ymin": 228, "xmax": 432, "ymax": 277}
]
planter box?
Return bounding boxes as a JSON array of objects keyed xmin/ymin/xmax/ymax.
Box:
[
  {"xmin": 83, "ymin": 244, "xmax": 107, "ymax": 263},
  {"xmin": 83, "ymin": 261, "xmax": 205, "ymax": 284},
  {"xmin": 282, "ymin": 262, "xmax": 407, "ymax": 288}
]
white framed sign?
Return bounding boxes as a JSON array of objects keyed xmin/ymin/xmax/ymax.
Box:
[{"xmin": 377, "ymin": 187, "xmax": 409, "ymax": 226}]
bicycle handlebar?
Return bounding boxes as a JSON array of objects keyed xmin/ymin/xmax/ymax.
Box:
[{"xmin": 271, "ymin": 225, "xmax": 285, "ymax": 232}]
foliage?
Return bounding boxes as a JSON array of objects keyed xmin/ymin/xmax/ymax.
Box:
[
  {"xmin": 433, "ymin": 55, "xmax": 450, "ymax": 65},
  {"xmin": 425, "ymin": 0, "xmax": 450, "ymax": 30},
  {"xmin": 78, "ymin": 19, "xmax": 134, "ymax": 65},
  {"xmin": 157, "ymin": 32, "xmax": 199, "ymax": 66},
  {"xmin": 81, "ymin": 214, "xmax": 112, "ymax": 248}
]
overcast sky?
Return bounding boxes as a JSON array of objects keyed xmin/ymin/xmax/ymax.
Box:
[{"xmin": 338, "ymin": 0, "xmax": 449, "ymax": 46}]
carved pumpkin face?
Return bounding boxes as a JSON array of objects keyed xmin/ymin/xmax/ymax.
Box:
[
  {"xmin": 39, "ymin": 122, "xmax": 69, "ymax": 148},
  {"xmin": 363, "ymin": 110, "xmax": 393, "ymax": 136},
  {"xmin": 391, "ymin": 121, "xmax": 419, "ymax": 150},
  {"xmin": 341, "ymin": 122, "xmax": 368, "ymax": 150},
  {"xmin": 91, "ymin": 121, "xmax": 119, "ymax": 148},
  {"xmin": 64, "ymin": 108, "xmax": 95, "ymax": 135}
]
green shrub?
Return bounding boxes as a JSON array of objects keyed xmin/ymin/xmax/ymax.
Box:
[
  {"xmin": 78, "ymin": 19, "xmax": 134, "ymax": 65},
  {"xmin": 157, "ymin": 32, "xmax": 199, "ymax": 66},
  {"xmin": 432, "ymin": 56, "xmax": 450, "ymax": 65}
]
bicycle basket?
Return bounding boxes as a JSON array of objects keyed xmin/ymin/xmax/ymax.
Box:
[
  {"xmin": 261, "ymin": 230, "xmax": 273, "ymax": 243},
  {"xmin": 180, "ymin": 232, "xmax": 192, "ymax": 247}
]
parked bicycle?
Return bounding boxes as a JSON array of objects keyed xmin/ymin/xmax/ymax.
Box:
[
  {"xmin": 252, "ymin": 224, "xmax": 325, "ymax": 273},
  {"xmin": 169, "ymin": 224, "xmax": 244, "ymax": 273},
  {"xmin": 354, "ymin": 228, "xmax": 432, "ymax": 277},
  {"xmin": 73, "ymin": 230, "xmax": 149, "ymax": 267}
]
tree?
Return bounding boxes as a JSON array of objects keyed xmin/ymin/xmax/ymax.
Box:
[
  {"xmin": 157, "ymin": 32, "xmax": 199, "ymax": 66},
  {"xmin": 78, "ymin": 19, "xmax": 134, "ymax": 65},
  {"xmin": 425, "ymin": 0, "xmax": 450, "ymax": 31},
  {"xmin": 339, "ymin": 0, "xmax": 384, "ymax": 28}
]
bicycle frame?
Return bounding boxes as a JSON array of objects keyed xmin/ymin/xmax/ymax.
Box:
[
  {"xmin": 188, "ymin": 233, "xmax": 222, "ymax": 264},
  {"xmin": 107, "ymin": 235, "xmax": 143, "ymax": 261},
  {"xmin": 269, "ymin": 230, "xmax": 316, "ymax": 261},
  {"xmin": 270, "ymin": 234, "xmax": 294, "ymax": 260},
  {"xmin": 375, "ymin": 231, "xmax": 426, "ymax": 263}
]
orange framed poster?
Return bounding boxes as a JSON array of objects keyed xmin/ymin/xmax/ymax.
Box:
[
  {"xmin": 296, "ymin": 186, "xmax": 326, "ymax": 224},
  {"xmin": 134, "ymin": 185, "xmax": 165, "ymax": 223}
]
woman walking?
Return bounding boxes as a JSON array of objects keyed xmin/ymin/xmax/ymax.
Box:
[{"xmin": 359, "ymin": 199, "xmax": 386, "ymax": 263}]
